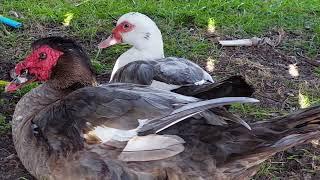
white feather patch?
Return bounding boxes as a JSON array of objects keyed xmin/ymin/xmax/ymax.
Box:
[
  {"xmin": 118, "ymin": 134, "xmax": 185, "ymax": 162},
  {"xmin": 89, "ymin": 119, "xmax": 148, "ymax": 142},
  {"xmin": 151, "ymin": 80, "xmax": 181, "ymax": 91},
  {"xmin": 194, "ymin": 79, "xmax": 206, "ymax": 85}
]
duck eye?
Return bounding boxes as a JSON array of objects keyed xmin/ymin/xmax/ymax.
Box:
[
  {"xmin": 123, "ymin": 23, "xmax": 130, "ymax": 29},
  {"xmin": 39, "ymin": 52, "xmax": 47, "ymax": 60}
]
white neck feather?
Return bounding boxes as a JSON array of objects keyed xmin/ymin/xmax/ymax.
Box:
[
  {"xmin": 110, "ymin": 32, "xmax": 164, "ymax": 81},
  {"xmin": 109, "ymin": 13, "xmax": 167, "ymax": 81}
]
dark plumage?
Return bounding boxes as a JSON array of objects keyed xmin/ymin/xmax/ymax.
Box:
[
  {"xmin": 111, "ymin": 57, "xmax": 213, "ymax": 85},
  {"xmin": 8, "ymin": 37, "xmax": 320, "ymax": 180},
  {"xmin": 173, "ymin": 75, "xmax": 255, "ymax": 99}
]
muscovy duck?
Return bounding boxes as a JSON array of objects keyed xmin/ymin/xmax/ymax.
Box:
[
  {"xmin": 98, "ymin": 12, "xmax": 254, "ymax": 99},
  {"xmin": 6, "ymin": 37, "xmax": 320, "ymax": 180}
]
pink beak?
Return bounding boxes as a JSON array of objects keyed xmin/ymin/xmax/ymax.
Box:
[{"xmin": 98, "ymin": 34, "xmax": 122, "ymax": 49}]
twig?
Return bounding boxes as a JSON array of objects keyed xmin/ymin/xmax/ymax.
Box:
[
  {"xmin": 255, "ymin": 93, "xmax": 281, "ymax": 103},
  {"xmin": 281, "ymin": 96, "xmax": 290, "ymax": 111},
  {"xmin": 219, "ymin": 37, "xmax": 261, "ymax": 47},
  {"xmin": 1, "ymin": 24, "xmax": 11, "ymax": 35},
  {"xmin": 93, "ymin": 48, "xmax": 101, "ymax": 62},
  {"xmin": 270, "ymin": 161, "xmax": 286, "ymax": 164},
  {"xmin": 272, "ymin": 48, "xmax": 296, "ymax": 63},
  {"xmin": 107, "ymin": 13, "xmax": 118, "ymax": 25},
  {"xmin": 219, "ymin": 29, "xmax": 285, "ymax": 47},
  {"xmin": 297, "ymin": 52, "xmax": 320, "ymax": 67},
  {"xmin": 107, "ymin": 13, "xmax": 118, "ymax": 21},
  {"xmin": 9, "ymin": 10, "xmax": 20, "ymax": 18},
  {"xmin": 0, "ymin": 148, "xmax": 11, "ymax": 154},
  {"xmin": 75, "ymin": 0, "xmax": 90, "ymax": 7}
]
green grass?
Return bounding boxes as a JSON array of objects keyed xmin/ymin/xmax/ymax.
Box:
[
  {"xmin": 14, "ymin": 82, "xmax": 39, "ymax": 96},
  {"xmin": 0, "ymin": 114, "xmax": 10, "ymax": 134},
  {"xmin": 298, "ymin": 91, "xmax": 320, "ymax": 108},
  {"xmin": 230, "ymin": 103, "xmax": 282, "ymax": 120},
  {"xmin": 1, "ymin": 0, "xmax": 320, "ymax": 63},
  {"xmin": 18, "ymin": 177, "xmax": 29, "ymax": 180},
  {"xmin": 2, "ymin": 0, "xmax": 320, "ymax": 34},
  {"xmin": 0, "ymin": 80, "xmax": 38, "ymax": 95},
  {"xmin": 255, "ymin": 161, "xmax": 280, "ymax": 180},
  {"xmin": 0, "ymin": 80, "xmax": 9, "ymax": 93},
  {"xmin": 315, "ymin": 67, "xmax": 320, "ymax": 77}
]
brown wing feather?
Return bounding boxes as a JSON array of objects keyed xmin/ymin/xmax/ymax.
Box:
[
  {"xmin": 31, "ymin": 85, "xmax": 183, "ymax": 153},
  {"xmin": 50, "ymin": 105, "xmax": 320, "ymax": 179}
]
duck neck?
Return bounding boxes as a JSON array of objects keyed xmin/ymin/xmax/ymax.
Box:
[{"xmin": 110, "ymin": 36, "xmax": 164, "ymax": 80}]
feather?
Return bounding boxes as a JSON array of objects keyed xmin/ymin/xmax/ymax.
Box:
[
  {"xmin": 138, "ymin": 97, "xmax": 259, "ymax": 135},
  {"xmin": 200, "ymin": 111, "xmax": 228, "ymax": 126},
  {"xmin": 118, "ymin": 134, "xmax": 185, "ymax": 162},
  {"xmin": 210, "ymin": 108, "xmax": 252, "ymax": 130}
]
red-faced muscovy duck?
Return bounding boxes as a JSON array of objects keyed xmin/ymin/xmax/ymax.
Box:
[{"xmin": 6, "ymin": 37, "xmax": 320, "ymax": 180}]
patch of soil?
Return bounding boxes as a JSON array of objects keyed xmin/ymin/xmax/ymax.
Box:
[
  {"xmin": 254, "ymin": 143, "xmax": 320, "ymax": 179},
  {"xmin": 214, "ymin": 45, "xmax": 319, "ymax": 111},
  {"xmin": 0, "ymin": 61, "xmax": 15, "ymax": 81}
]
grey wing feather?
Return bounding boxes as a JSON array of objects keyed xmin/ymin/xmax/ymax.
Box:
[
  {"xmin": 111, "ymin": 61, "xmax": 156, "ymax": 85},
  {"xmin": 111, "ymin": 57, "xmax": 214, "ymax": 86},
  {"xmin": 137, "ymin": 97, "xmax": 259, "ymax": 135},
  {"xmin": 153, "ymin": 57, "xmax": 214, "ymax": 85}
]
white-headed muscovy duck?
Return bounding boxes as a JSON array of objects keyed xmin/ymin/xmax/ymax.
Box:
[
  {"xmin": 98, "ymin": 12, "xmax": 254, "ymax": 100},
  {"xmin": 6, "ymin": 37, "xmax": 320, "ymax": 180}
]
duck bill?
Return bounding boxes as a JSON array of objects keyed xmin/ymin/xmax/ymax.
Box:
[
  {"xmin": 4, "ymin": 70, "xmax": 36, "ymax": 93},
  {"xmin": 98, "ymin": 34, "xmax": 122, "ymax": 49}
]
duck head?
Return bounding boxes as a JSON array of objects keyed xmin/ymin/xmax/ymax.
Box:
[
  {"xmin": 5, "ymin": 37, "xmax": 96, "ymax": 92},
  {"xmin": 98, "ymin": 12, "xmax": 164, "ymax": 53}
]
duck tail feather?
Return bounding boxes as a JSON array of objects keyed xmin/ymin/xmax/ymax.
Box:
[
  {"xmin": 172, "ymin": 75, "xmax": 254, "ymax": 99},
  {"xmin": 219, "ymin": 105, "xmax": 320, "ymax": 178}
]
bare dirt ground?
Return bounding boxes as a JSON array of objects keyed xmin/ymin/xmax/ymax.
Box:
[
  {"xmin": 214, "ymin": 45, "xmax": 320, "ymax": 180},
  {"xmin": 0, "ymin": 25, "xmax": 319, "ymax": 179}
]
